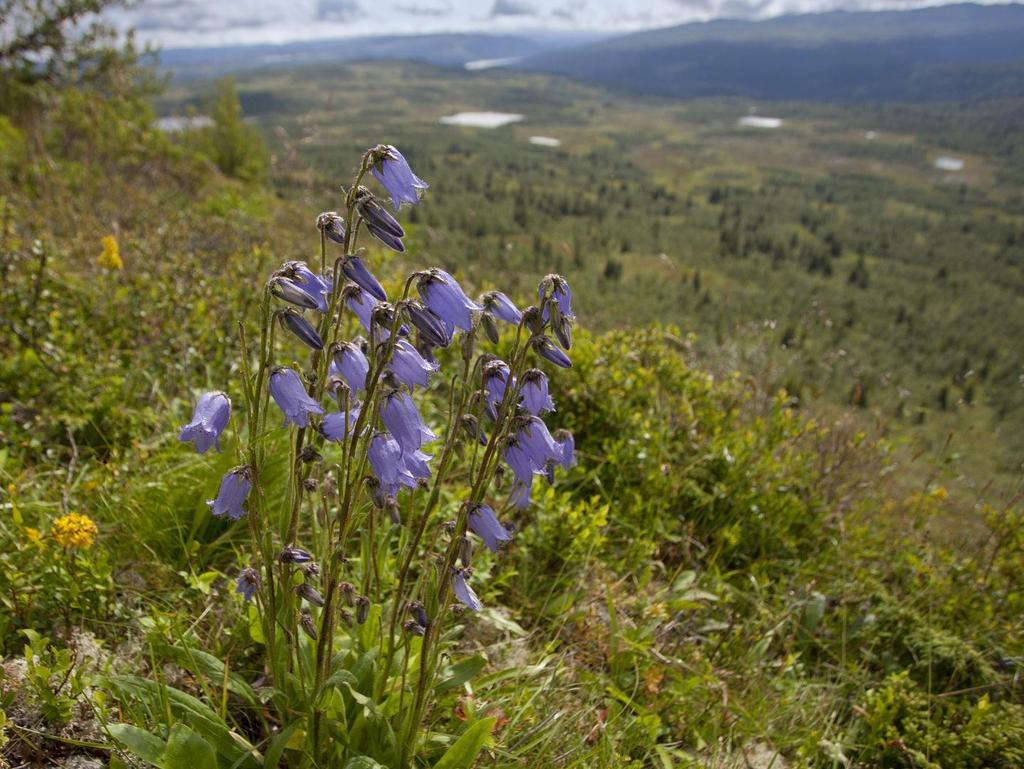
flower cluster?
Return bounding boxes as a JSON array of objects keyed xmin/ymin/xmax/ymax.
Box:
[
  {"xmin": 52, "ymin": 512, "xmax": 98, "ymax": 549},
  {"xmin": 175, "ymin": 143, "xmax": 578, "ymax": 764}
]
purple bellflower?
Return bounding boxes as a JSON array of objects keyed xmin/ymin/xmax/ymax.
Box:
[
  {"xmin": 236, "ymin": 567, "xmax": 260, "ymax": 602},
  {"xmin": 346, "ymin": 287, "xmax": 378, "ymax": 333},
  {"xmin": 401, "ymin": 448, "xmax": 432, "ymax": 481},
  {"xmin": 390, "ymin": 339, "xmax": 438, "ymax": 389},
  {"xmin": 482, "ymin": 360, "xmax": 513, "ymax": 421},
  {"xmin": 467, "ymin": 503, "xmax": 513, "ymax": 553},
  {"xmin": 520, "ymin": 369, "xmax": 554, "ymax": 415},
  {"xmin": 503, "ymin": 440, "xmax": 537, "ymax": 509},
  {"xmin": 341, "ymin": 255, "xmax": 387, "ymax": 302},
  {"xmin": 209, "ymin": 467, "xmax": 251, "ymax": 521},
  {"xmin": 330, "ymin": 341, "xmax": 370, "ymax": 393},
  {"xmin": 280, "ymin": 309, "xmax": 324, "ymax": 350},
  {"xmin": 481, "ymin": 290, "xmax": 522, "ymax": 325},
  {"xmin": 417, "ymin": 269, "xmax": 481, "ymax": 334},
  {"xmin": 554, "ymin": 429, "xmax": 576, "ymax": 469},
  {"xmin": 452, "ymin": 568, "xmax": 483, "ymax": 612},
  {"xmin": 539, "ymin": 274, "xmax": 574, "ymax": 320},
  {"xmin": 321, "ymin": 405, "xmax": 362, "ymax": 442},
  {"xmin": 371, "ymin": 145, "xmax": 429, "ymax": 210},
  {"xmin": 518, "ymin": 416, "xmax": 562, "ymax": 470},
  {"xmin": 381, "ymin": 391, "xmax": 436, "ymax": 454},
  {"xmin": 368, "ymin": 432, "xmax": 418, "ymax": 497},
  {"xmin": 269, "ymin": 367, "xmax": 324, "ymax": 428},
  {"xmin": 285, "ymin": 261, "xmax": 330, "ymax": 313},
  {"xmin": 179, "ymin": 391, "xmax": 231, "ymax": 454}
]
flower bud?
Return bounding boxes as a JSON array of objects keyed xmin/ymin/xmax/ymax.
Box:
[
  {"xmin": 403, "ymin": 620, "xmax": 426, "ymax": 636},
  {"xmin": 316, "ymin": 211, "xmax": 346, "ymax": 244},
  {"xmin": 522, "ymin": 305, "xmax": 545, "ymax": 335},
  {"xmin": 339, "ymin": 609, "xmax": 354, "ymax": 627},
  {"xmin": 304, "ymin": 562, "xmax": 321, "ymax": 580},
  {"xmin": 408, "ymin": 601, "xmax": 429, "ymax": 629},
  {"xmin": 480, "ymin": 311, "xmax": 500, "ymax": 344},
  {"xmin": 271, "ymin": 277, "xmax": 320, "ymax": 310},
  {"xmin": 280, "ymin": 546, "xmax": 314, "ymax": 564},
  {"xmin": 299, "ymin": 609, "xmax": 318, "ymax": 640},
  {"xmin": 279, "ymin": 309, "xmax": 325, "ymax": 350},
  {"xmin": 299, "ymin": 445, "xmax": 322, "ymax": 464},
  {"xmin": 458, "ymin": 535, "xmax": 473, "ymax": 568},
  {"xmin": 295, "ymin": 583, "xmax": 325, "ymax": 607},
  {"xmin": 339, "ymin": 582, "xmax": 356, "ymax": 606},
  {"xmin": 355, "ymin": 595, "xmax": 371, "ymax": 625},
  {"xmin": 385, "ymin": 495, "xmax": 401, "ymax": 525}
]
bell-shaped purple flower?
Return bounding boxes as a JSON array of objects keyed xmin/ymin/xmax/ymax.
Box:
[
  {"xmin": 452, "ymin": 568, "xmax": 483, "ymax": 612},
  {"xmin": 467, "ymin": 503, "xmax": 512, "ymax": 553},
  {"xmin": 371, "ymin": 145, "xmax": 429, "ymax": 210},
  {"xmin": 179, "ymin": 391, "xmax": 231, "ymax": 454},
  {"xmin": 269, "ymin": 367, "xmax": 324, "ymax": 428},
  {"xmin": 518, "ymin": 416, "xmax": 562, "ymax": 470},
  {"xmin": 539, "ymin": 274, "xmax": 574, "ymax": 320},
  {"xmin": 346, "ymin": 287, "xmax": 379, "ymax": 333},
  {"xmin": 285, "ymin": 261, "xmax": 330, "ymax": 313},
  {"xmin": 534, "ymin": 337, "xmax": 572, "ymax": 368},
  {"xmin": 280, "ymin": 309, "xmax": 324, "ymax": 350},
  {"xmin": 321, "ymin": 405, "xmax": 361, "ymax": 442},
  {"xmin": 368, "ymin": 432, "xmax": 418, "ymax": 497},
  {"xmin": 330, "ymin": 341, "xmax": 370, "ymax": 393},
  {"xmin": 554, "ymin": 429, "xmax": 576, "ymax": 469},
  {"xmin": 209, "ymin": 466, "xmax": 251, "ymax": 521},
  {"xmin": 236, "ymin": 567, "xmax": 260, "ymax": 602},
  {"xmin": 482, "ymin": 360, "xmax": 513, "ymax": 421},
  {"xmin": 341, "ymin": 255, "xmax": 387, "ymax": 302},
  {"xmin": 390, "ymin": 339, "xmax": 438, "ymax": 390},
  {"xmin": 481, "ymin": 291, "xmax": 522, "ymax": 325},
  {"xmin": 503, "ymin": 441, "xmax": 535, "ymax": 487},
  {"xmin": 401, "ymin": 448, "xmax": 432, "ymax": 481},
  {"xmin": 520, "ymin": 369, "xmax": 554, "ymax": 415},
  {"xmin": 381, "ymin": 391, "xmax": 436, "ymax": 454},
  {"xmin": 417, "ymin": 269, "xmax": 481, "ymax": 334}
]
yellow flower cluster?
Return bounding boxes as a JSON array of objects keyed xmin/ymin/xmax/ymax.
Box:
[
  {"xmin": 97, "ymin": 234, "xmax": 123, "ymax": 270},
  {"xmin": 52, "ymin": 513, "xmax": 98, "ymax": 549}
]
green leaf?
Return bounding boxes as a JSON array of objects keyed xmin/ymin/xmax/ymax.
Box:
[
  {"xmin": 435, "ymin": 655, "xmax": 487, "ymax": 693},
  {"xmin": 108, "ymin": 723, "xmax": 166, "ymax": 764},
  {"xmin": 434, "ymin": 718, "xmax": 495, "ymax": 769},
  {"xmin": 157, "ymin": 644, "xmax": 258, "ymax": 705},
  {"xmin": 263, "ymin": 719, "xmax": 304, "ymax": 769},
  {"xmin": 163, "ymin": 723, "xmax": 217, "ymax": 769}
]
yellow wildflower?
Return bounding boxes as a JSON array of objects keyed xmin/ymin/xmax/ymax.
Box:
[
  {"xmin": 97, "ymin": 235, "xmax": 123, "ymax": 270},
  {"xmin": 25, "ymin": 527, "xmax": 43, "ymax": 545},
  {"xmin": 52, "ymin": 513, "xmax": 98, "ymax": 549}
]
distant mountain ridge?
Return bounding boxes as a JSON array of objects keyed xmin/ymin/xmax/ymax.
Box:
[{"xmin": 517, "ymin": 3, "xmax": 1024, "ymax": 101}]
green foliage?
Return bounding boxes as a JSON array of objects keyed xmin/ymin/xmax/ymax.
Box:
[{"xmin": 201, "ymin": 77, "xmax": 269, "ymax": 183}]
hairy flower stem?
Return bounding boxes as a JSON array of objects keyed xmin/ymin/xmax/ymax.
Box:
[{"xmin": 400, "ymin": 329, "xmax": 533, "ymax": 768}]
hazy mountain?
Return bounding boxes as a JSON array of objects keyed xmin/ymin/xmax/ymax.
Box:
[
  {"xmin": 156, "ymin": 33, "xmax": 594, "ymax": 80},
  {"xmin": 518, "ymin": 3, "xmax": 1024, "ymax": 101}
]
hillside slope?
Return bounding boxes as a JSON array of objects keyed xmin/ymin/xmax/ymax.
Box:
[{"xmin": 519, "ymin": 4, "xmax": 1024, "ymax": 101}]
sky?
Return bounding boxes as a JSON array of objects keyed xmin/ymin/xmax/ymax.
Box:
[{"xmin": 104, "ymin": 0, "xmax": 1006, "ymax": 49}]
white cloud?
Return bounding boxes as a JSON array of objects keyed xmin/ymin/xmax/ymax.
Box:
[{"xmin": 104, "ymin": 0, "xmax": 1007, "ymax": 49}]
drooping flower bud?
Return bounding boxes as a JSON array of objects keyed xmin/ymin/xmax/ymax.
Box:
[
  {"xmin": 341, "ymin": 254, "xmax": 387, "ymax": 302},
  {"xmin": 355, "ymin": 595, "xmax": 371, "ymax": 624},
  {"xmin": 299, "ymin": 609, "xmax": 318, "ymax": 640},
  {"xmin": 280, "ymin": 546, "xmax": 315, "ymax": 564},
  {"xmin": 271, "ymin": 277, "xmax": 321, "ymax": 310},
  {"xmin": 533, "ymin": 337, "xmax": 572, "ymax": 368},
  {"xmin": 316, "ymin": 211, "xmax": 346, "ymax": 244},
  {"xmin": 235, "ymin": 567, "xmax": 260, "ymax": 602},
  {"xmin": 295, "ymin": 583, "xmax": 325, "ymax": 607},
  {"xmin": 280, "ymin": 309, "xmax": 324, "ymax": 350}
]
